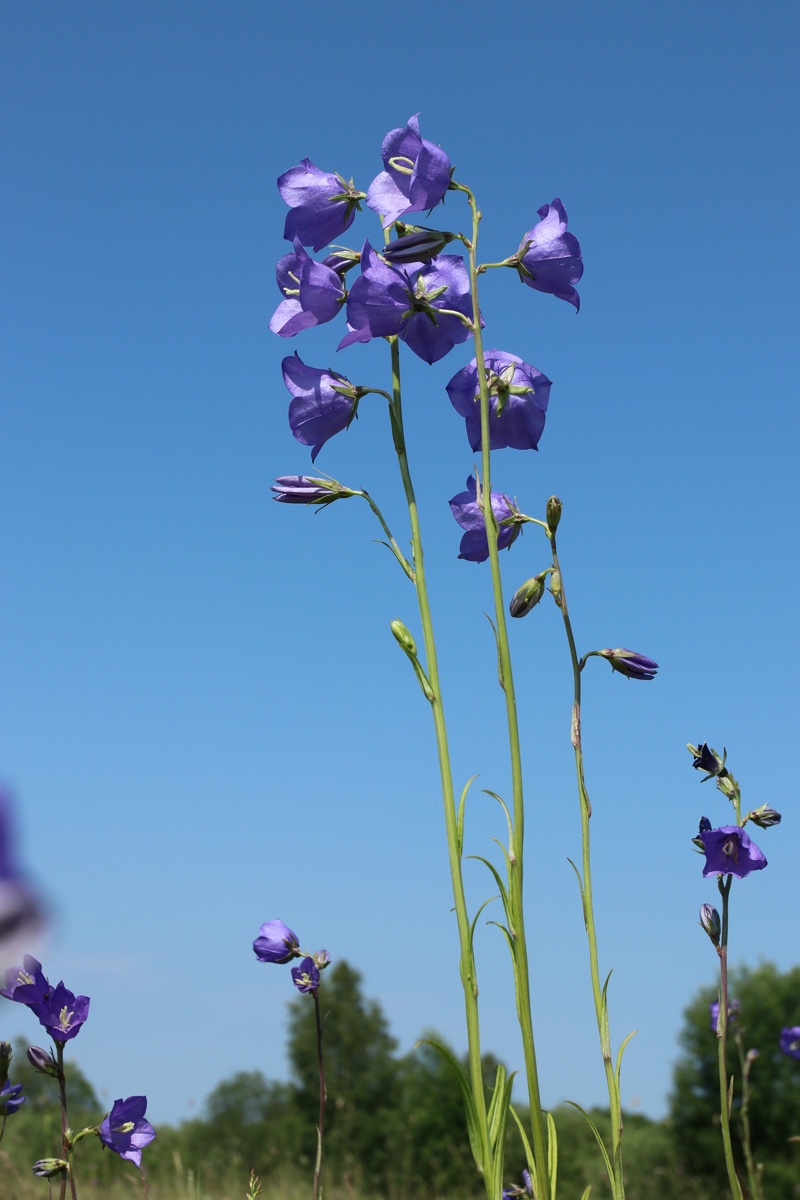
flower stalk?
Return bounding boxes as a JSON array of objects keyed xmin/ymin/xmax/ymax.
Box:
[{"xmin": 715, "ymin": 877, "xmax": 746, "ymax": 1200}]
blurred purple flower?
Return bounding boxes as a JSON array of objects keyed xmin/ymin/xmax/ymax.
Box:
[
  {"xmin": 2, "ymin": 954, "xmax": 50, "ymax": 1007},
  {"xmin": 291, "ymin": 956, "xmax": 320, "ymax": 995},
  {"xmin": 99, "ymin": 1096, "xmax": 156, "ymax": 1167},
  {"xmin": 710, "ymin": 998, "xmax": 739, "ymax": 1032},
  {"xmin": 446, "ymin": 351, "xmax": 552, "ymax": 451},
  {"xmin": 253, "ymin": 919, "xmax": 300, "ymax": 964},
  {"xmin": 34, "ymin": 981, "xmax": 90, "ymax": 1042},
  {"xmin": 282, "ymin": 353, "xmax": 359, "ymax": 462},
  {"xmin": 515, "ymin": 199, "xmax": 583, "ymax": 310},
  {"xmin": 700, "ymin": 826, "xmax": 767, "ymax": 879},
  {"xmin": 780, "ymin": 1027, "xmax": 800, "ymax": 1059},
  {"xmin": 0, "ymin": 790, "xmax": 45, "ymax": 971},
  {"xmin": 366, "ymin": 115, "xmax": 451, "ymax": 228},
  {"xmin": 269, "ymin": 240, "xmax": 345, "ymax": 337},
  {"xmin": 0, "ymin": 1079, "xmax": 25, "ymax": 1116},
  {"xmin": 597, "ymin": 649, "xmax": 658, "ymax": 681},
  {"xmin": 340, "ymin": 243, "xmax": 473, "ymax": 364},
  {"xmin": 278, "ymin": 160, "xmax": 363, "ymax": 252},
  {"xmin": 449, "ymin": 476, "xmax": 522, "ymax": 563}
]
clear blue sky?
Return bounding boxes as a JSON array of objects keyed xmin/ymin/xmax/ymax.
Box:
[{"xmin": 1, "ymin": 0, "xmax": 797, "ymax": 1126}]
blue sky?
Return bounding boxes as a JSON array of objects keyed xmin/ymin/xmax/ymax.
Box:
[{"xmin": 1, "ymin": 0, "xmax": 798, "ymax": 1127}]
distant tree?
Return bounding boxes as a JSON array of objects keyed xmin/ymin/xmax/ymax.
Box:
[{"xmin": 670, "ymin": 962, "xmax": 800, "ymax": 1199}]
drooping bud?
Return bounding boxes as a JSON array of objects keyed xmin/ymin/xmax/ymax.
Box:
[
  {"xmin": 597, "ymin": 648, "xmax": 658, "ymax": 681},
  {"xmin": 699, "ymin": 903, "xmax": 721, "ymax": 947},
  {"xmin": 271, "ymin": 476, "xmax": 357, "ymax": 506},
  {"xmin": 546, "ymin": 495, "xmax": 562, "ymax": 534},
  {"xmin": 27, "ymin": 1045, "xmax": 61, "ymax": 1078},
  {"xmin": 746, "ymin": 804, "xmax": 782, "ymax": 829},
  {"xmin": 322, "ymin": 247, "xmax": 362, "ymax": 278},
  {"xmin": 382, "ymin": 226, "xmax": 456, "ymax": 264},
  {"xmin": 33, "ymin": 1159, "xmax": 69, "ymax": 1178},
  {"xmin": 509, "ymin": 572, "xmax": 549, "ymax": 618}
]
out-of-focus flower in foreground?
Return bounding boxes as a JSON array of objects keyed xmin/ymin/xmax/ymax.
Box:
[
  {"xmin": 449, "ymin": 476, "xmax": 522, "ymax": 563},
  {"xmin": 780, "ymin": 1026, "xmax": 800, "ymax": 1059},
  {"xmin": 513, "ymin": 199, "xmax": 583, "ymax": 310},
  {"xmin": 0, "ymin": 790, "xmax": 45, "ymax": 973},
  {"xmin": 253, "ymin": 919, "xmax": 300, "ymax": 964},
  {"xmin": 366, "ymin": 115, "xmax": 452, "ymax": 228},
  {"xmin": 700, "ymin": 826, "xmax": 767, "ymax": 879},
  {"xmin": 1, "ymin": 954, "xmax": 50, "ymax": 1006},
  {"xmin": 278, "ymin": 160, "xmax": 364, "ymax": 252},
  {"xmin": 446, "ymin": 350, "xmax": 551, "ymax": 452},
  {"xmin": 98, "ymin": 1096, "xmax": 156, "ymax": 1167}
]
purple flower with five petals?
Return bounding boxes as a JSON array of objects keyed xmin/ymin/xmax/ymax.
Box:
[
  {"xmin": 340, "ymin": 243, "xmax": 473, "ymax": 365},
  {"xmin": 366, "ymin": 115, "xmax": 452, "ymax": 229},
  {"xmin": 291, "ymin": 956, "xmax": 320, "ymax": 995},
  {"xmin": 34, "ymin": 981, "xmax": 90, "ymax": 1042},
  {"xmin": 282, "ymin": 354, "xmax": 359, "ymax": 462},
  {"xmin": 278, "ymin": 160, "xmax": 363, "ymax": 252},
  {"xmin": 449, "ymin": 477, "xmax": 522, "ymax": 563},
  {"xmin": 99, "ymin": 1096, "xmax": 156, "ymax": 1167},
  {"xmin": 269, "ymin": 240, "xmax": 345, "ymax": 338},
  {"xmin": 0, "ymin": 1078, "xmax": 26, "ymax": 1116},
  {"xmin": 446, "ymin": 351, "xmax": 552, "ymax": 451},
  {"xmin": 2, "ymin": 955, "xmax": 51, "ymax": 1007},
  {"xmin": 780, "ymin": 1027, "xmax": 800, "ymax": 1059},
  {"xmin": 700, "ymin": 826, "xmax": 767, "ymax": 879},
  {"xmin": 515, "ymin": 200, "xmax": 583, "ymax": 311},
  {"xmin": 253, "ymin": 919, "xmax": 300, "ymax": 964}
]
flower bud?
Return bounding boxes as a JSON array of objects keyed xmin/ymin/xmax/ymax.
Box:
[
  {"xmin": 699, "ymin": 903, "xmax": 721, "ymax": 947},
  {"xmin": 549, "ymin": 568, "xmax": 563, "ymax": 606},
  {"xmin": 382, "ymin": 226, "xmax": 456, "ymax": 264},
  {"xmin": 546, "ymin": 495, "xmax": 562, "ymax": 534},
  {"xmin": 390, "ymin": 619, "xmax": 417, "ymax": 656},
  {"xmin": 509, "ymin": 572, "xmax": 548, "ymax": 618},
  {"xmin": 747, "ymin": 804, "xmax": 782, "ymax": 829},
  {"xmin": 312, "ymin": 949, "xmax": 331, "ymax": 969},
  {"xmin": 27, "ymin": 1045, "xmax": 60, "ymax": 1078},
  {"xmin": 0, "ymin": 1041, "xmax": 11, "ymax": 1088},
  {"xmin": 33, "ymin": 1159, "xmax": 68, "ymax": 1178},
  {"xmin": 692, "ymin": 816, "xmax": 712, "ymax": 851}
]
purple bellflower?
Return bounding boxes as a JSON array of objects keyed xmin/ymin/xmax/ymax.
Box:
[
  {"xmin": 282, "ymin": 353, "xmax": 359, "ymax": 462},
  {"xmin": 700, "ymin": 825, "xmax": 767, "ymax": 879},
  {"xmin": 780, "ymin": 1027, "xmax": 800, "ymax": 1059},
  {"xmin": 710, "ymin": 998, "xmax": 739, "ymax": 1032},
  {"xmin": 2, "ymin": 954, "xmax": 50, "ymax": 1006},
  {"xmin": 253, "ymin": 919, "xmax": 300, "ymax": 964},
  {"xmin": 35, "ymin": 981, "xmax": 90, "ymax": 1042},
  {"xmin": 278, "ymin": 160, "xmax": 364, "ymax": 252},
  {"xmin": 514, "ymin": 200, "xmax": 583, "ymax": 311},
  {"xmin": 690, "ymin": 742, "xmax": 727, "ymax": 779},
  {"xmin": 597, "ymin": 649, "xmax": 659, "ymax": 680},
  {"xmin": 271, "ymin": 476, "xmax": 355, "ymax": 506},
  {"xmin": 291, "ymin": 956, "xmax": 320, "ymax": 995},
  {"xmin": 0, "ymin": 1079, "xmax": 25, "ymax": 1116},
  {"xmin": 99, "ymin": 1096, "xmax": 156, "ymax": 1167},
  {"xmin": 269, "ymin": 239, "xmax": 345, "ymax": 338},
  {"xmin": 449, "ymin": 476, "xmax": 522, "ymax": 563},
  {"xmin": 366, "ymin": 115, "xmax": 452, "ymax": 228},
  {"xmin": 446, "ymin": 351, "xmax": 552, "ymax": 452},
  {"xmin": 340, "ymin": 242, "xmax": 473, "ymax": 365}
]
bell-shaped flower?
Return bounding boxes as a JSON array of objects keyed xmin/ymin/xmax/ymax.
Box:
[
  {"xmin": 514, "ymin": 199, "xmax": 583, "ymax": 310},
  {"xmin": 278, "ymin": 160, "xmax": 364, "ymax": 252},
  {"xmin": 34, "ymin": 981, "xmax": 90, "ymax": 1042},
  {"xmin": 596, "ymin": 649, "xmax": 658, "ymax": 680},
  {"xmin": 2, "ymin": 954, "xmax": 51, "ymax": 1007},
  {"xmin": 699, "ymin": 825, "xmax": 767, "ymax": 879},
  {"xmin": 449, "ymin": 476, "xmax": 522, "ymax": 563},
  {"xmin": 366, "ymin": 115, "xmax": 452, "ymax": 228},
  {"xmin": 0, "ymin": 1078, "xmax": 25, "ymax": 1116},
  {"xmin": 282, "ymin": 353, "xmax": 359, "ymax": 462},
  {"xmin": 253, "ymin": 919, "xmax": 300, "ymax": 964},
  {"xmin": 780, "ymin": 1026, "xmax": 800, "ymax": 1059},
  {"xmin": 98, "ymin": 1096, "xmax": 156, "ymax": 1167},
  {"xmin": 291, "ymin": 956, "xmax": 320, "ymax": 995},
  {"xmin": 446, "ymin": 351, "xmax": 552, "ymax": 451},
  {"xmin": 340, "ymin": 243, "xmax": 473, "ymax": 365},
  {"xmin": 269, "ymin": 240, "xmax": 345, "ymax": 337}
]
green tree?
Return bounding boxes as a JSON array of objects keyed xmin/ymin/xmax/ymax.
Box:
[{"xmin": 670, "ymin": 962, "xmax": 800, "ymax": 1199}]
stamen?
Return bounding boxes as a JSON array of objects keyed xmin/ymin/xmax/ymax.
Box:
[{"xmin": 388, "ymin": 155, "xmax": 415, "ymax": 176}]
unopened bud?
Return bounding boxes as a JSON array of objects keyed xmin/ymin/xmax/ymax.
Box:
[
  {"xmin": 390, "ymin": 619, "xmax": 417, "ymax": 656},
  {"xmin": 747, "ymin": 804, "xmax": 782, "ymax": 829},
  {"xmin": 33, "ymin": 1159, "xmax": 68, "ymax": 1178},
  {"xmin": 546, "ymin": 496, "xmax": 562, "ymax": 534},
  {"xmin": 699, "ymin": 903, "xmax": 721, "ymax": 947},
  {"xmin": 509, "ymin": 572, "xmax": 548, "ymax": 618},
  {"xmin": 27, "ymin": 1045, "xmax": 60, "ymax": 1078},
  {"xmin": 383, "ymin": 226, "xmax": 456, "ymax": 264},
  {"xmin": 550, "ymin": 569, "xmax": 563, "ymax": 605}
]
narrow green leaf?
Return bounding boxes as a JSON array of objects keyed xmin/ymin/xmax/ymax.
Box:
[
  {"xmin": 566, "ymin": 1101, "xmax": 614, "ymax": 1192},
  {"xmin": 483, "ymin": 788, "xmax": 514, "ymax": 848},
  {"xmin": 580, "ymin": 1188, "xmax": 592, "ymax": 1200},
  {"xmin": 469, "ymin": 895, "xmax": 499, "ymax": 949},
  {"xmin": 467, "ymin": 855, "xmax": 510, "ymax": 917},
  {"xmin": 457, "ymin": 775, "xmax": 479, "ymax": 857},
  {"xmin": 489, "ymin": 1066, "xmax": 516, "ymax": 1200},
  {"xmin": 418, "ymin": 1039, "xmax": 485, "ymax": 1174},
  {"xmin": 483, "ymin": 612, "xmax": 505, "ymax": 689},
  {"xmin": 546, "ymin": 1110, "xmax": 558, "ymax": 1200},
  {"xmin": 615, "ymin": 1029, "xmax": 637, "ymax": 1090},
  {"xmin": 509, "ymin": 1106, "xmax": 537, "ymax": 1197}
]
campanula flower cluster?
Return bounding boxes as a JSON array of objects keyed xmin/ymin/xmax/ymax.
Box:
[
  {"xmin": 1, "ymin": 954, "xmax": 155, "ymax": 1173},
  {"xmin": 687, "ymin": 743, "xmax": 777, "ymax": 883},
  {"xmin": 253, "ymin": 918, "xmax": 329, "ymax": 997}
]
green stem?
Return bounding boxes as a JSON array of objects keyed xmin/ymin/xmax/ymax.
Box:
[
  {"xmin": 386, "ymin": 335, "xmax": 492, "ymax": 1191},
  {"xmin": 734, "ymin": 1029, "xmax": 762, "ymax": 1200},
  {"xmin": 460, "ymin": 181, "xmax": 549, "ymax": 1200},
  {"xmin": 550, "ymin": 532, "xmax": 624, "ymax": 1200},
  {"xmin": 55, "ymin": 1041, "xmax": 79, "ymax": 1200},
  {"xmin": 717, "ymin": 877, "xmax": 745, "ymax": 1200},
  {"xmin": 312, "ymin": 989, "xmax": 326, "ymax": 1200}
]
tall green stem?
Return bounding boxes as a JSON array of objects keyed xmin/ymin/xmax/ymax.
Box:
[
  {"xmin": 458, "ymin": 182, "xmax": 549, "ymax": 1200},
  {"xmin": 717, "ymin": 879, "xmax": 745, "ymax": 1200},
  {"xmin": 386, "ymin": 336, "xmax": 492, "ymax": 1190},
  {"xmin": 549, "ymin": 533, "xmax": 624, "ymax": 1200}
]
